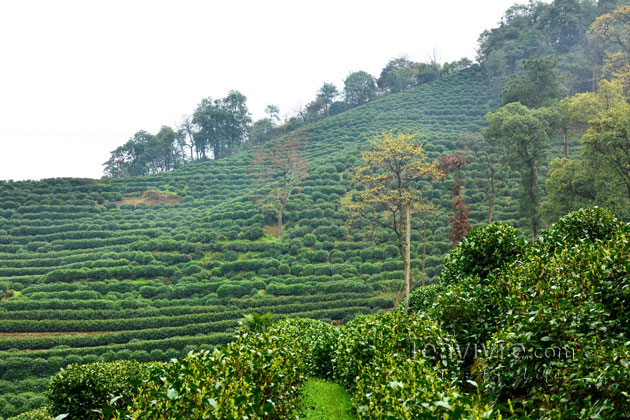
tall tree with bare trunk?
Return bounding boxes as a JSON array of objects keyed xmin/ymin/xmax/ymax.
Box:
[{"xmin": 351, "ymin": 131, "xmax": 443, "ymax": 312}]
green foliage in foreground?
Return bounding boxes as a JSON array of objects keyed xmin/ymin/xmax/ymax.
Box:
[
  {"xmin": 47, "ymin": 360, "xmax": 148, "ymax": 420},
  {"xmin": 439, "ymin": 223, "xmax": 528, "ymax": 285},
  {"xmin": 7, "ymin": 409, "xmax": 53, "ymax": 420},
  {"xmin": 480, "ymin": 209, "xmax": 630, "ymax": 419},
  {"xmin": 410, "ymin": 207, "xmax": 629, "ymax": 419},
  {"xmin": 111, "ymin": 319, "xmax": 337, "ymax": 420}
]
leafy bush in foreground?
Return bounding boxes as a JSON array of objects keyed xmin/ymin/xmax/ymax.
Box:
[
  {"xmin": 533, "ymin": 207, "xmax": 623, "ymax": 256},
  {"xmin": 440, "ymin": 223, "xmax": 528, "ymax": 285},
  {"xmin": 113, "ymin": 318, "xmax": 335, "ymax": 419},
  {"xmin": 480, "ymin": 226, "xmax": 630, "ymax": 418},
  {"xmin": 7, "ymin": 408, "xmax": 53, "ymax": 420},
  {"xmin": 47, "ymin": 360, "xmax": 148, "ymax": 420},
  {"xmin": 333, "ymin": 310, "xmax": 497, "ymax": 419},
  {"xmin": 352, "ymin": 352, "xmax": 482, "ymax": 419},
  {"xmin": 334, "ymin": 310, "xmax": 461, "ymax": 389},
  {"xmin": 408, "ymin": 283, "xmax": 444, "ymax": 312}
]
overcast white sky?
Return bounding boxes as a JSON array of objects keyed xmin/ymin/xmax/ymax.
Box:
[{"xmin": 0, "ymin": 0, "xmax": 519, "ymax": 181}]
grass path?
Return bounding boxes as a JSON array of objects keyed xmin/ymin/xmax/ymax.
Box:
[{"xmin": 301, "ymin": 378, "xmax": 357, "ymax": 420}]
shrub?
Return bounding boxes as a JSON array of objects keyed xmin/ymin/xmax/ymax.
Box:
[
  {"xmin": 408, "ymin": 283, "xmax": 444, "ymax": 313},
  {"xmin": 245, "ymin": 224, "xmax": 264, "ymax": 240},
  {"xmin": 429, "ymin": 275, "xmax": 501, "ymax": 362},
  {"xmin": 113, "ymin": 319, "xmax": 334, "ymax": 419},
  {"xmin": 302, "ymin": 233, "xmax": 316, "ymax": 247},
  {"xmin": 277, "ymin": 264, "xmax": 291, "ymax": 275},
  {"xmin": 334, "ymin": 310, "xmax": 460, "ymax": 390},
  {"xmin": 383, "ymin": 245, "xmax": 400, "ymax": 259},
  {"xmin": 479, "ymin": 227, "xmax": 630, "ymax": 418},
  {"xmin": 7, "ymin": 408, "xmax": 53, "ymax": 420},
  {"xmin": 534, "ymin": 207, "xmax": 623, "ymax": 257},
  {"xmin": 216, "ymin": 283, "xmax": 249, "ymax": 299},
  {"xmin": 440, "ymin": 223, "xmax": 528, "ymax": 284},
  {"xmin": 351, "ymin": 351, "xmax": 485, "ymax": 419},
  {"xmin": 47, "ymin": 360, "xmax": 148, "ymax": 420}
]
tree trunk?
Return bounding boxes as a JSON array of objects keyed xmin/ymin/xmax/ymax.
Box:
[
  {"xmin": 487, "ymin": 162, "xmax": 496, "ymax": 224},
  {"xmin": 404, "ymin": 202, "xmax": 411, "ymax": 313},
  {"xmin": 277, "ymin": 205, "xmax": 284, "ymax": 238},
  {"xmin": 530, "ymin": 164, "xmax": 539, "ymax": 243},
  {"xmin": 422, "ymin": 212, "xmax": 427, "ymax": 287},
  {"xmin": 488, "ymin": 195, "xmax": 494, "ymax": 224},
  {"xmin": 563, "ymin": 132, "xmax": 568, "ymax": 158}
]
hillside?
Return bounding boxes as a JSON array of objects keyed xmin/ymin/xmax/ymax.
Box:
[{"xmin": 0, "ymin": 67, "xmax": 527, "ymax": 418}]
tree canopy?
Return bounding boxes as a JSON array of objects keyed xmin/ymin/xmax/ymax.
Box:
[
  {"xmin": 192, "ymin": 90, "xmax": 252, "ymax": 160},
  {"xmin": 500, "ymin": 55, "xmax": 567, "ymax": 107},
  {"xmin": 343, "ymin": 71, "xmax": 377, "ymax": 106},
  {"xmin": 103, "ymin": 127, "xmax": 184, "ymax": 178},
  {"xmin": 483, "ymin": 102, "xmax": 556, "ymax": 241},
  {"xmin": 352, "ymin": 131, "xmax": 443, "ymax": 310}
]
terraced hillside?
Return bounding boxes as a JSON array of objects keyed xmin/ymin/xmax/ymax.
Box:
[{"xmin": 0, "ymin": 67, "xmax": 528, "ymax": 418}]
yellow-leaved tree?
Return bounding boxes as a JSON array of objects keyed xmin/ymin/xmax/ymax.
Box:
[
  {"xmin": 352, "ymin": 131, "xmax": 443, "ymax": 312},
  {"xmin": 588, "ymin": 5, "xmax": 630, "ymax": 92}
]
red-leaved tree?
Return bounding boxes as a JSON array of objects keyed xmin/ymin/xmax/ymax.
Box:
[{"xmin": 438, "ymin": 154, "xmax": 470, "ymax": 246}]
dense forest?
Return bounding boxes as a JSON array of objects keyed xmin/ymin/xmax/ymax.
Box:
[{"xmin": 1, "ymin": 1, "xmax": 630, "ymax": 419}]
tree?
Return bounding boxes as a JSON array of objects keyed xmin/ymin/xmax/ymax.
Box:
[
  {"xmin": 437, "ymin": 154, "xmax": 471, "ymax": 246},
  {"xmin": 343, "ymin": 71, "xmax": 377, "ymax": 106},
  {"xmin": 301, "ymin": 98, "xmax": 327, "ymax": 123},
  {"xmin": 483, "ymin": 102, "xmax": 555, "ymax": 242},
  {"xmin": 316, "ymin": 83, "xmax": 339, "ymax": 113},
  {"xmin": 264, "ymin": 104, "xmax": 280, "ymax": 123},
  {"xmin": 540, "ymin": 158, "xmax": 596, "ymax": 224},
  {"xmin": 192, "ymin": 91, "xmax": 251, "ymax": 160},
  {"xmin": 542, "ymin": 80, "xmax": 630, "ymax": 222},
  {"xmin": 192, "ymin": 96, "xmax": 219, "ymax": 159},
  {"xmin": 152, "ymin": 126, "xmax": 180, "ymax": 173},
  {"xmin": 352, "ymin": 132, "xmax": 443, "ymax": 311},
  {"xmin": 216, "ymin": 90, "xmax": 252, "ymax": 157},
  {"xmin": 253, "ymin": 136, "xmax": 308, "ymax": 237},
  {"xmin": 440, "ymin": 58, "xmax": 473, "ymax": 77},
  {"xmin": 570, "ymin": 78, "xmax": 626, "ymax": 121},
  {"xmin": 459, "ymin": 132, "xmax": 503, "ymax": 224},
  {"xmin": 501, "ymin": 55, "xmax": 567, "ymax": 108},
  {"xmin": 588, "ymin": 5, "xmax": 630, "ymax": 91},
  {"xmin": 249, "ymin": 118, "xmax": 275, "ymax": 145},
  {"xmin": 582, "ymin": 100, "xmax": 630, "ymax": 201},
  {"xmin": 413, "ymin": 62, "xmax": 440, "ymax": 84},
  {"xmin": 176, "ymin": 115, "xmax": 197, "ymax": 162},
  {"xmin": 551, "ymin": 80, "xmax": 624, "ymax": 159},
  {"xmin": 103, "ymin": 128, "xmax": 184, "ymax": 178},
  {"xmin": 377, "ymin": 57, "xmax": 417, "ymax": 93}
]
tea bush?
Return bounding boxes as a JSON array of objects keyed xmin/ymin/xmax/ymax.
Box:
[
  {"xmin": 334, "ymin": 310, "xmax": 461, "ymax": 390},
  {"xmin": 47, "ymin": 360, "xmax": 148, "ymax": 420},
  {"xmin": 408, "ymin": 283, "xmax": 444, "ymax": 312},
  {"xmin": 533, "ymin": 207, "xmax": 623, "ymax": 256},
  {"xmin": 480, "ymin": 222, "xmax": 630, "ymax": 418},
  {"xmin": 113, "ymin": 318, "xmax": 335, "ymax": 419},
  {"xmin": 7, "ymin": 408, "xmax": 53, "ymax": 420},
  {"xmin": 440, "ymin": 223, "xmax": 528, "ymax": 284}
]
